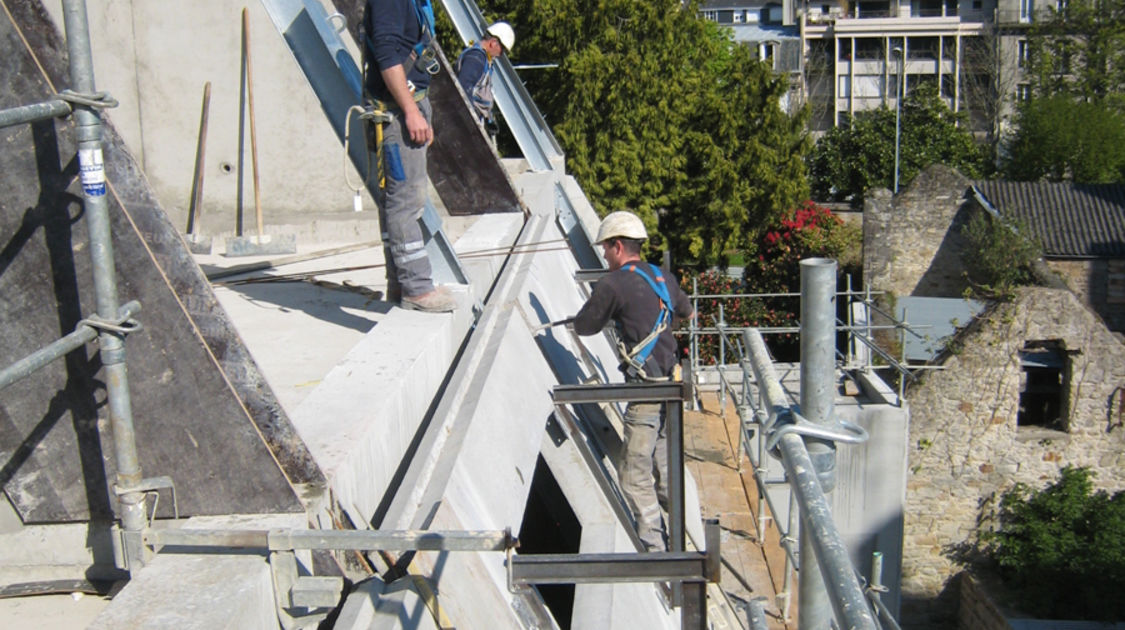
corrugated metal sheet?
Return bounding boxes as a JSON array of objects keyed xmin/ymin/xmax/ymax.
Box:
[
  {"xmin": 896, "ymin": 297, "xmax": 986, "ymax": 362},
  {"xmin": 973, "ymin": 180, "xmax": 1125, "ymax": 258}
]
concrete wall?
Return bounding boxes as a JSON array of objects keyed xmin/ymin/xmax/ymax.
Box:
[
  {"xmin": 863, "ymin": 165, "xmax": 975, "ymax": 300},
  {"xmin": 900, "ymin": 287, "xmax": 1125, "ymax": 629},
  {"xmin": 42, "ymin": 0, "xmax": 371, "ymax": 236}
]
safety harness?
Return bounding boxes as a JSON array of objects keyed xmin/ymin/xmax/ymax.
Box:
[
  {"xmin": 356, "ymin": 0, "xmax": 438, "ymax": 190},
  {"xmin": 456, "ymin": 43, "xmax": 496, "ymax": 125},
  {"xmin": 617, "ymin": 263, "xmax": 674, "ymax": 382}
]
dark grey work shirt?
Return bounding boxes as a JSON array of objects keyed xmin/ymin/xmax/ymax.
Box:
[{"xmin": 574, "ymin": 262, "xmax": 693, "ymax": 377}]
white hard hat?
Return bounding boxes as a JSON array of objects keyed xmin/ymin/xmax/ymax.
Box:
[
  {"xmin": 595, "ymin": 211, "xmax": 648, "ymax": 244},
  {"xmin": 486, "ymin": 21, "xmax": 515, "ymax": 53}
]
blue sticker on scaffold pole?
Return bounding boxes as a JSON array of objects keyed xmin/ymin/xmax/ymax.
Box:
[{"xmin": 79, "ymin": 148, "xmax": 106, "ymax": 197}]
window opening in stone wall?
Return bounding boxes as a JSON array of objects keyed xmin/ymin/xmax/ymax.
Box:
[
  {"xmin": 518, "ymin": 455, "xmax": 582, "ymax": 629},
  {"xmin": 1018, "ymin": 340, "xmax": 1069, "ymax": 431}
]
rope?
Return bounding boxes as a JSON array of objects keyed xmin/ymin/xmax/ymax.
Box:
[
  {"xmin": 213, "ymin": 239, "xmax": 572, "ymax": 286},
  {"xmin": 343, "ymin": 104, "xmax": 371, "ymax": 195}
]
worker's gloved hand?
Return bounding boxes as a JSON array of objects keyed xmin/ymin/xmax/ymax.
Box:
[{"xmin": 486, "ymin": 118, "xmax": 499, "ymax": 138}]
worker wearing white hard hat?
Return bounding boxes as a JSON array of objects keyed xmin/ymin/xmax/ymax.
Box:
[
  {"xmin": 456, "ymin": 21, "xmax": 515, "ymax": 136},
  {"xmin": 572, "ymin": 211, "xmax": 694, "ymax": 551}
]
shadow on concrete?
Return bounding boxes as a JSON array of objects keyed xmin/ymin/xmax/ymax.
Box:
[{"xmin": 217, "ymin": 279, "xmax": 390, "ymax": 333}]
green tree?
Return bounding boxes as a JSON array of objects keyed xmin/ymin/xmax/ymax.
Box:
[
  {"xmin": 1024, "ymin": 0, "xmax": 1125, "ymax": 103},
  {"xmin": 1002, "ymin": 95, "xmax": 1125, "ymax": 182},
  {"xmin": 478, "ymin": 0, "xmax": 809, "ymax": 267},
  {"xmin": 809, "ymin": 82, "xmax": 991, "ymax": 203},
  {"xmin": 981, "ymin": 467, "xmax": 1125, "ymax": 621}
]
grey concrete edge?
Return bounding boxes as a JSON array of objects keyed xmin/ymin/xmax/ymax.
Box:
[{"xmin": 379, "ymin": 214, "xmax": 548, "ymax": 531}]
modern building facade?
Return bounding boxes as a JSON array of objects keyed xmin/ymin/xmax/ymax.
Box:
[{"xmin": 701, "ymin": 0, "xmax": 1050, "ymax": 138}]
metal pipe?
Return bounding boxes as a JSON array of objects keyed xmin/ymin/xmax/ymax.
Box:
[
  {"xmin": 61, "ymin": 0, "xmax": 147, "ymax": 573},
  {"xmin": 0, "ymin": 99, "xmax": 72, "ymax": 128},
  {"xmin": 667, "ymin": 364, "xmax": 690, "ymax": 609},
  {"xmin": 798, "ymin": 258, "xmax": 838, "ymax": 630},
  {"xmin": 745, "ymin": 328, "xmax": 875, "ymax": 629},
  {"xmin": 893, "ymin": 45, "xmax": 903, "ymax": 194},
  {"xmin": 0, "ymin": 302, "xmax": 141, "ymax": 390},
  {"xmin": 145, "ymin": 528, "xmax": 514, "ymax": 552}
]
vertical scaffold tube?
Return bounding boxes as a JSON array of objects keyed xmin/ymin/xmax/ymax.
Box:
[
  {"xmin": 61, "ymin": 0, "xmax": 147, "ymax": 572},
  {"xmin": 798, "ymin": 258, "xmax": 838, "ymax": 629}
]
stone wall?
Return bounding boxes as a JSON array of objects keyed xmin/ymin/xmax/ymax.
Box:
[
  {"xmin": 1047, "ymin": 259, "xmax": 1125, "ymax": 333},
  {"xmin": 900, "ymin": 287, "xmax": 1125, "ymax": 628},
  {"xmin": 959, "ymin": 573, "xmax": 1011, "ymax": 630},
  {"xmin": 863, "ymin": 165, "xmax": 974, "ymax": 300}
]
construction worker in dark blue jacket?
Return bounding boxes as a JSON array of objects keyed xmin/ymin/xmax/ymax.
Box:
[
  {"xmin": 363, "ymin": 0, "xmax": 455, "ymax": 312},
  {"xmin": 573, "ymin": 211, "xmax": 694, "ymax": 550}
]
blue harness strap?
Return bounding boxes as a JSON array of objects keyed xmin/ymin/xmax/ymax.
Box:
[{"xmin": 622, "ymin": 263, "xmax": 673, "ymax": 373}]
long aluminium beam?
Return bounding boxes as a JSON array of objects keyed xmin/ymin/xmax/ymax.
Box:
[
  {"xmin": 144, "ymin": 528, "xmax": 514, "ymax": 552},
  {"xmin": 745, "ymin": 328, "xmax": 876, "ymax": 630}
]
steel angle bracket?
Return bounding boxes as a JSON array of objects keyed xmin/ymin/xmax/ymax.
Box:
[{"xmin": 257, "ymin": 0, "xmax": 468, "ymax": 288}]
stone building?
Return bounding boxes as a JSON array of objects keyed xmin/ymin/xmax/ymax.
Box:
[
  {"xmin": 901, "ymin": 287, "xmax": 1125, "ymax": 627},
  {"xmin": 862, "ymin": 166, "xmax": 1125, "ymax": 627},
  {"xmin": 973, "ymin": 180, "xmax": 1125, "ymax": 334}
]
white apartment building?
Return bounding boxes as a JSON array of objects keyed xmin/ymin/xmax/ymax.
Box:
[{"xmin": 701, "ymin": 0, "xmax": 1044, "ymax": 136}]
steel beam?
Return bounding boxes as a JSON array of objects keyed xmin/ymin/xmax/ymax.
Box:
[
  {"xmin": 510, "ymin": 552, "xmax": 709, "ymax": 584},
  {"xmin": 144, "ymin": 528, "xmax": 513, "ymax": 553},
  {"xmin": 551, "ymin": 382, "xmax": 689, "ymax": 405}
]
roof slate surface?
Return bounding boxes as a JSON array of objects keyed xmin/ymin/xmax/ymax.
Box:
[{"xmin": 973, "ymin": 180, "xmax": 1125, "ymax": 258}]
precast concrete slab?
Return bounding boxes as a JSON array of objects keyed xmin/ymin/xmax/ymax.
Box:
[
  {"xmin": 335, "ymin": 576, "xmax": 440, "ymax": 630},
  {"xmin": 368, "ymin": 212, "xmax": 717, "ymax": 628},
  {"xmin": 290, "ymin": 286, "xmax": 475, "ymax": 530},
  {"xmin": 89, "ymin": 513, "xmax": 309, "ymax": 630}
]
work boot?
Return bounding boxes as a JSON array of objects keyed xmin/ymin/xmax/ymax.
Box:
[{"xmin": 400, "ymin": 286, "xmax": 457, "ymax": 313}]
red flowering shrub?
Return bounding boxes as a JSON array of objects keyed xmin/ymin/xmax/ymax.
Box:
[{"xmin": 682, "ymin": 201, "xmax": 859, "ymax": 363}]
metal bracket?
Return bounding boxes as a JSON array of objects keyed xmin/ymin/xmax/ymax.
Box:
[
  {"xmin": 764, "ymin": 410, "xmax": 869, "ymax": 454},
  {"xmin": 55, "ymin": 89, "xmax": 118, "ymax": 109},
  {"xmin": 115, "ymin": 475, "xmax": 178, "ymax": 524}
]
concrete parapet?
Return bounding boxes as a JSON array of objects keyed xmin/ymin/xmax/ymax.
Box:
[{"xmin": 291, "ymin": 292, "xmax": 475, "ymax": 529}]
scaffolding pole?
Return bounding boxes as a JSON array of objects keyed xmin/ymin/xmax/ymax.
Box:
[{"xmin": 60, "ymin": 0, "xmax": 147, "ymax": 574}]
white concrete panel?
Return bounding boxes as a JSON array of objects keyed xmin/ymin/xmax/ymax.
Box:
[
  {"xmin": 43, "ymin": 0, "xmax": 373, "ymax": 233},
  {"xmin": 89, "ymin": 514, "xmax": 306, "ymax": 630},
  {"xmin": 453, "ymin": 214, "xmax": 525, "ymax": 304},
  {"xmin": 89, "ymin": 553, "xmax": 277, "ymax": 630},
  {"xmin": 833, "ymin": 401, "xmax": 909, "ymax": 616},
  {"xmin": 292, "ymin": 299, "xmax": 474, "ymax": 528}
]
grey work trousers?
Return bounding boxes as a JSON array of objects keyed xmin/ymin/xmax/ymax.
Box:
[
  {"xmin": 618, "ymin": 401, "xmax": 669, "ymax": 551},
  {"xmin": 379, "ymin": 96, "xmax": 434, "ymax": 298}
]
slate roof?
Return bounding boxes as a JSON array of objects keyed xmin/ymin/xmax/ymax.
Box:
[{"xmin": 972, "ymin": 180, "xmax": 1125, "ymax": 258}]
